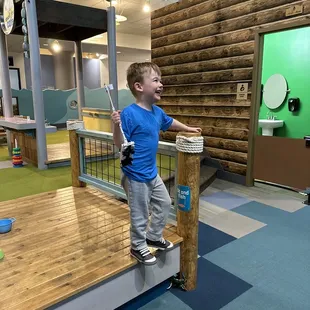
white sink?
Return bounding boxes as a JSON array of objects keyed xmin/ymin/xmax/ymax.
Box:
[{"xmin": 258, "ymin": 119, "xmax": 284, "ymax": 136}]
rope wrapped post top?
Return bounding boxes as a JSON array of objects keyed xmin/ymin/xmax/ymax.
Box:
[
  {"xmin": 175, "ymin": 131, "xmax": 202, "ymax": 291},
  {"xmin": 176, "ymin": 132, "xmax": 204, "ymax": 154}
]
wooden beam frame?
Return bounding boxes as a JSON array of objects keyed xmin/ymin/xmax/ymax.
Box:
[{"xmin": 246, "ymin": 18, "xmax": 310, "ymax": 187}]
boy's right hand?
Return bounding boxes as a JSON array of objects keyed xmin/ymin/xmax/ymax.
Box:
[{"xmin": 111, "ymin": 110, "xmax": 121, "ymax": 125}]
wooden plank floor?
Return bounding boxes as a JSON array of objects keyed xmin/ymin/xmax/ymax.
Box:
[
  {"xmin": 0, "ymin": 187, "xmax": 182, "ymax": 310},
  {"xmin": 46, "ymin": 141, "xmax": 114, "ymax": 164}
]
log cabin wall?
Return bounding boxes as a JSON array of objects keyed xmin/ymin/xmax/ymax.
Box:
[{"xmin": 151, "ymin": 0, "xmax": 310, "ymax": 177}]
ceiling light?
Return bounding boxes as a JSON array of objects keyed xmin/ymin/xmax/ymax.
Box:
[
  {"xmin": 51, "ymin": 40, "xmax": 61, "ymax": 53},
  {"xmin": 117, "ymin": 51, "xmax": 121, "ymax": 54},
  {"xmin": 143, "ymin": 0, "xmax": 150, "ymax": 12},
  {"xmin": 43, "ymin": 43, "xmax": 48, "ymax": 46},
  {"xmin": 111, "ymin": 0, "xmax": 117, "ymax": 4},
  {"xmin": 116, "ymin": 15, "xmax": 127, "ymax": 22},
  {"xmin": 96, "ymin": 53, "xmax": 99, "ymax": 57},
  {"xmin": 99, "ymin": 54, "xmax": 108, "ymax": 60}
]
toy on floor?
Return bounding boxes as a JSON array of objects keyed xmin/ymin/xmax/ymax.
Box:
[
  {"xmin": 0, "ymin": 249, "xmax": 4, "ymax": 261},
  {"xmin": 12, "ymin": 139, "xmax": 23, "ymax": 168}
]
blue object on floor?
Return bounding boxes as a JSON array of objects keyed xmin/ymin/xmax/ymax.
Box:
[
  {"xmin": 198, "ymin": 221, "xmax": 236, "ymax": 256},
  {"xmin": 200, "ymin": 191, "xmax": 250, "ymax": 210},
  {"xmin": 0, "ymin": 218, "xmax": 16, "ymax": 233},
  {"xmin": 171, "ymin": 258, "xmax": 252, "ymax": 310}
]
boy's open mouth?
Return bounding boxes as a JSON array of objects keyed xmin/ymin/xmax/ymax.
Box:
[{"xmin": 155, "ymin": 90, "xmax": 162, "ymax": 95}]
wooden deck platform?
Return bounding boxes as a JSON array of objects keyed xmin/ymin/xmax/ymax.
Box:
[
  {"xmin": 46, "ymin": 141, "xmax": 115, "ymax": 167},
  {"xmin": 0, "ymin": 187, "xmax": 182, "ymax": 310}
]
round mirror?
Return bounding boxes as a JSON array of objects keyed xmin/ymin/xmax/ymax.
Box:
[{"xmin": 263, "ymin": 74, "xmax": 288, "ymax": 110}]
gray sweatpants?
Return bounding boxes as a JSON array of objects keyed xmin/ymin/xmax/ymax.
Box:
[{"xmin": 121, "ymin": 173, "xmax": 171, "ymax": 251}]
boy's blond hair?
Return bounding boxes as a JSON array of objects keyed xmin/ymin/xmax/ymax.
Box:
[{"xmin": 126, "ymin": 62, "xmax": 161, "ymax": 96}]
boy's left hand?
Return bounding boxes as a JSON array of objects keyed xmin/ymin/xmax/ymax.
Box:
[{"xmin": 186, "ymin": 126, "xmax": 202, "ymax": 133}]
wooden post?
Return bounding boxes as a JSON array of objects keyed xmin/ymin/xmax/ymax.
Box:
[
  {"xmin": 67, "ymin": 120, "xmax": 86, "ymax": 187},
  {"xmin": 176, "ymin": 131, "xmax": 203, "ymax": 291}
]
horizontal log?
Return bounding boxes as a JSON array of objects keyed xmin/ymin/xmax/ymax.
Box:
[
  {"xmin": 161, "ymin": 106, "xmax": 250, "ymax": 119},
  {"xmin": 219, "ymin": 160, "xmax": 247, "ymax": 175},
  {"xmin": 207, "ymin": 147, "xmax": 247, "ymax": 164},
  {"xmin": 151, "ymin": 0, "xmax": 205, "ymax": 20},
  {"xmin": 159, "ymin": 95, "xmax": 251, "ymax": 106},
  {"xmin": 205, "ymin": 136, "xmax": 248, "ymax": 153},
  {"xmin": 151, "ymin": 0, "xmax": 298, "ymax": 39},
  {"xmin": 162, "ymin": 68, "xmax": 253, "ymax": 85},
  {"xmin": 172, "ymin": 115, "xmax": 249, "ymax": 128},
  {"xmin": 154, "ymin": 41, "xmax": 254, "ymax": 67},
  {"xmin": 151, "ymin": 1, "xmax": 310, "ymax": 48},
  {"xmin": 152, "ymin": 28, "xmax": 255, "ymax": 59},
  {"xmin": 160, "ymin": 55, "xmax": 254, "ymax": 76},
  {"xmin": 167, "ymin": 116, "xmax": 249, "ymax": 129},
  {"xmin": 166, "ymin": 117, "xmax": 249, "ymax": 140},
  {"xmin": 151, "ymin": 0, "xmax": 245, "ymax": 30},
  {"xmin": 160, "ymin": 132, "xmax": 248, "ymax": 153},
  {"xmin": 162, "ymin": 82, "xmax": 252, "ymax": 95}
]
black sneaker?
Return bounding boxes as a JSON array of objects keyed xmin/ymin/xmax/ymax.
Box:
[
  {"xmin": 146, "ymin": 237, "xmax": 174, "ymax": 251},
  {"xmin": 130, "ymin": 247, "xmax": 157, "ymax": 265}
]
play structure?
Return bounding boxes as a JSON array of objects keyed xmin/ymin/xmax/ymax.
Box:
[
  {"xmin": 0, "ymin": 0, "xmax": 109, "ymax": 169},
  {"xmin": 0, "ymin": 0, "xmax": 214, "ymax": 309},
  {"xmin": 0, "ymin": 116, "xmax": 207, "ymax": 309}
]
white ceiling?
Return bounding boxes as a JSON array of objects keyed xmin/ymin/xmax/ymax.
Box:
[
  {"xmin": 6, "ymin": 0, "xmax": 178, "ymax": 58},
  {"xmin": 57, "ymin": 0, "xmax": 178, "ymax": 36}
]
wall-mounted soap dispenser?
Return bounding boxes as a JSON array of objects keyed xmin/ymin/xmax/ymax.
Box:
[{"xmin": 288, "ymin": 98, "xmax": 300, "ymax": 112}]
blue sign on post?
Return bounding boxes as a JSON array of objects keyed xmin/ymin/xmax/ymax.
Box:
[{"xmin": 177, "ymin": 185, "xmax": 191, "ymax": 212}]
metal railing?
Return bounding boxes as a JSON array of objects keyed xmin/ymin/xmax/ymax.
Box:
[{"xmin": 76, "ymin": 129, "xmax": 178, "ymax": 219}]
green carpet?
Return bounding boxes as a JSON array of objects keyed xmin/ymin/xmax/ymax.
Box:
[
  {"xmin": 0, "ymin": 146, "xmax": 9, "ymax": 161},
  {"xmin": 46, "ymin": 130, "xmax": 69, "ymax": 145},
  {"xmin": 0, "ymin": 165, "xmax": 71, "ymax": 202}
]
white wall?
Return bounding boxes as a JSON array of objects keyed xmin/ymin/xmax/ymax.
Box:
[
  {"xmin": 8, "ymin": 52, "xmax": 26, "ymax": 89},
  {"xmin": 100, "ymin": 59, "xmax": 133, "ymax": 90}
]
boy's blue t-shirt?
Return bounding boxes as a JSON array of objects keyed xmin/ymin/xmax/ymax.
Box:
[{"xmin": 120, "ymin": 103, "xmax": 173, "ymax": 182}]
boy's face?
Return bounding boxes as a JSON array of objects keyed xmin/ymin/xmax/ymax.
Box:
[{"xmin": 134, "ymin": 69, "xmax": 163, "ymax": 102}]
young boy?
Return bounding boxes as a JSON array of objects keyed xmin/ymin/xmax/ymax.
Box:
[{"xmin": 112, "ymin": 62, "xmax": 201, "ymax": 265}]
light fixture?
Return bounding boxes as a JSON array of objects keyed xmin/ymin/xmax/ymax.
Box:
[
  {"xmin": 116, "ymin": 15, "xmax": 127, "ymax": 22},
  {"xmin": 117, "ymin": 51, "xmax": 121, "ymax": 54},
  {"xmin": 146, "ymin": 58, "xmax": 150, "ymax": 61},
  {"xmin": 99, "ymin": 54, "xmax": 108, "ymax": 60},
  {"xmin": 143, "ymin": 0, "xmax": 150, "ymax": 12},
  {"xmin": 111, "ymin": 0, "xmax": 117, "ymax": 4},
  {"xmin": 96, "ymin": 53, "xmax": 100, "ymax": 57},
  {"xmin": 51, "ymin": 40, "xmax": 61, "ymax": 53}
]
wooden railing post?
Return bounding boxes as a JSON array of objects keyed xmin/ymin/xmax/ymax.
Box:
[
  {"xmin": 176, "ymin": 131, "xmax": 203, "ymax": 291},
  {"xmin": 67, "ymin": 120, "xmax": 86, "ymax": 187}
]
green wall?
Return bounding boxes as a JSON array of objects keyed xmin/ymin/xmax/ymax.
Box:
[{"xmin": 259, "ymin": 26, "xmax": 310, "ymax": 139}]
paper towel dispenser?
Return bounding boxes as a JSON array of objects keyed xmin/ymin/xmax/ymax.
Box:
[{"xmin": 288, "ymin": 98, "xmax": 300, "ymax": 112}]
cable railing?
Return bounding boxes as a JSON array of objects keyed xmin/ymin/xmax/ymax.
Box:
[{"xmin": 76, "ymin": 129, "xmax": 178, "ymax": 219}]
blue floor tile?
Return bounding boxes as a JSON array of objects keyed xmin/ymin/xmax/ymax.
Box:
[
  {"xmin": 171, "ymin": 258, "xmax": 252, "ymax": 310},
  {"xmin": 206, "ymin": 203, "xmax": 310, "ymax": 309},
  {"xmin": 200, "ymin": 191, "xmax": 250, "ymax": 210},
  {"xmin": 139, "ymin": 292, "xmax": 192, "ymax": 310},
  {"xmin": 198, "ymin": 221, "xmax": 236, "ymax": 256}
]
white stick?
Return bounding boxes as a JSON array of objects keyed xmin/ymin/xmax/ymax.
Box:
[
  {"xmin": 104, "ymin": 84, "xmax": 128, "ymax": 144},
  {"xmin": 15, "ymin": 139, "xmax": 17, "ymax": 148}
]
